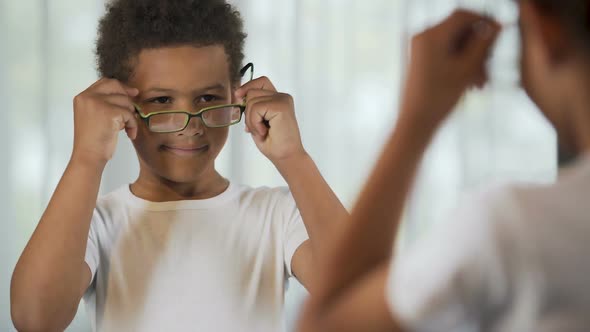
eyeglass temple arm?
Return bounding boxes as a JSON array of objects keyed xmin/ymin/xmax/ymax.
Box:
[{"xmin": 240, "ymin": 62, "xmax": 254, "ymax": 81}]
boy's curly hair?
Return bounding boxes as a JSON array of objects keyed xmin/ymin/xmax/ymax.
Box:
[
  {"xmin": 525, "ymin": 0, "xmax": 590, "ymax": 51},
  {"xmin": 96, "ymin": 0, "xmax": 247, "ymax": 83}
]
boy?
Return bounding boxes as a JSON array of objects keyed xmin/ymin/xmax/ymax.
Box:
[{"xmin": 10, "ymin": 1, "xmax": 347, "ymax": 331}]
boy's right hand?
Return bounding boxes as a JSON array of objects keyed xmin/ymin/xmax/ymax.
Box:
[{"xmin": 71, "ymin": 78, "xmax": 139, "ymax": 165}]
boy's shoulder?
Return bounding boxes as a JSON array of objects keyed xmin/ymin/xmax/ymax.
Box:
[
  {"xmin": 92, "ymin": 186, "xmax": 133, "ymax": 224},
  {"xmin": 232, "ymin": 184, "xmax": 294, "ymax": 208},
  {"xmin": 96, "ymin": 185, "xmax": 132, "ymax": 209},
  {"xmin": 235, "ymin": 183, "xmax": 290, "ymax": 197}
]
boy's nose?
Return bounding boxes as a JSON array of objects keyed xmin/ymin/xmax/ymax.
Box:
[{"xmin": 179, "ymin": 116, "xmax": 205, "ymax": 136}]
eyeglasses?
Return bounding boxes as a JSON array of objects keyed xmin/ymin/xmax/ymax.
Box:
[{"xmin": 134, "ymin": 62, "xmax": 254, "ymax": 133}]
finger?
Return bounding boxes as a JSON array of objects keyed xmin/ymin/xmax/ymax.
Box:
[
  {"xmin": 113, "ymin": 107, "xmax": 139, "ymax": 140},
  {"xmin": 124, "ymin": 87, "xmax": 140, "ymax": 97},
  {"xmin": 244, "ymin": 100, "xmax": 261, "ymax": 137},
  {"xmin": 243, "ymin": 89, "xmax": 276, "ymax": 102},
  {"xmin": 80, "ymin": 78, "xmax": 110, "ymax": 96},
  {"xmin": 250, "ymin": 107, "xmax": 269, "ymax": 139},
  {"xmin": 95, "ymin": 78, "xmax": 139, "ymax": 96},
  {"xmin": 467, "ymin": 19, "xmax": 501, "ymax": 57},
  {"xmin": 442, "ymin": 11, "xmax": 499, "ymax": 54},
  {"xmin": 245, "ymin": 94, "xmax": 297, "ymax": 145},
  {"xmin": 477, "ymin": 74, "xmax": 489, "ymax": 89},
  {"xmin": 235, "ymin": 76, "xmax": 277, "ymax": 99},
  {"xmin": 103, "ymin": 94, "xmax": 136, "ymax": 112},
  {"xmin": 87, "ymin": 77, "xmax": 108, "ymax": 90},
  {"xmin": 424, "ymin": 10, "xmax": 482, "ymax": 43},
  {"xmin": 245, "ymin": 99, "xmax": 268, "ymax": 137},
  {"xmin": 473, "ymin": 65, "xmax": 489, "ymax": 89},
  {"xmin": 244, "ymin": 95, "xmax": 264, "ymax": 133},
  {"xmin": 444, "ymin": 9, "xmax": 492, "ymax": 31},
  {"xmin": 124, "ymin": 112, "xmax": 139, "ymax": 140},
  {"xmin": 246, "ymin": 97, "xmax": 280, "ymax": 138},
  {"xmin": 244, "ymin": 95, "xmax": 275, "ymax": 132},
  {"xmin": 462, "ymin": 21, "xmax": 500, "ymax": 76}
]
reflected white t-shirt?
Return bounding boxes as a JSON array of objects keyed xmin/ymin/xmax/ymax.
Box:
[
  {"xmin": 387, "ymin": 155, "xmax": 590, "ymax": 332},
  {"xmin": 83, "ymin": 183, "xmax": 309, "ymax": 332}
]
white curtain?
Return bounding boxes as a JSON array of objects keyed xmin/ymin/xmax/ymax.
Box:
[{"xmin": 1, "ymin": 0, "xmax": 555, "ymax": 331}]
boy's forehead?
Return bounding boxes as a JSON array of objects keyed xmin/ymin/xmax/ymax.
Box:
[{"xmin": 132, "ymin": 45, "xmax": 231, "ymax": 89}]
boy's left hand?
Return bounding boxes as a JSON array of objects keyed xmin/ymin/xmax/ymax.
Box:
[{"xmin": 235, "ymin": 76, "xmax": 307, "ymax": 164}]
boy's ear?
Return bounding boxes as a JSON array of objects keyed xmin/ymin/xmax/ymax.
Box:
[{"xmin": 521, "ymin": 1, "xmax": 572, "ymax": 64}]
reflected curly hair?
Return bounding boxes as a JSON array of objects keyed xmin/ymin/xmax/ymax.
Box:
[
  {"xmin": 96, "ymin": 0, "xmax": 247, "ymax": 83},
  {"xmin": 524, "ymin": 0, "xmax": 590, "ymax": 50}
]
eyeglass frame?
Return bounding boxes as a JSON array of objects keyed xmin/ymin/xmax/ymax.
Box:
[{"xmin": 133, "ymin": 62, "xmax": 254, "ymax": 133}]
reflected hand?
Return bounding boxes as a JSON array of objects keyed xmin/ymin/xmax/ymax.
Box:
[{"xmin": 401, "ymin": 10, "xmax": 501, "ymax": 127}]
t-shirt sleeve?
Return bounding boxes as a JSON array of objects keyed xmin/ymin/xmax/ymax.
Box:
[
  {"xmin": 84, "ymin": 208, "xmax": 103, "ymax": 287},
  {"xmin": 386, "ymin": 187, "xmax": 509, "ymax": 332},
  {"xmin": 277, "ymin": 188, "xmax": 310, "ymax": 278}
]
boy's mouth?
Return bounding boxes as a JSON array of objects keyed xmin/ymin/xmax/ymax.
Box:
[{"xmin": 161, "ymin": 144, "xmax": 209, "ymax": 156}]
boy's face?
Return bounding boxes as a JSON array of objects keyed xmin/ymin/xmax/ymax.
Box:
[{"xmin": 128, "ymin": 45, "xmax": 236, "ymax": 183}]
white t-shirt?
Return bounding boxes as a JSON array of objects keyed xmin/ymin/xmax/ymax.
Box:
[
  {"xmin": 83, "ymin": 183, "xmax": 309, "ymax": 332},
  {"xmin": 387, "ymin": 155, "xmax": 590, "ymax": 332}
]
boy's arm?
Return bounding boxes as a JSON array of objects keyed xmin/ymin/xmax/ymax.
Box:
[
  {"xmin": 11, "ymin": 157, "xmax": 103, "ymax": 332},
  {"xmin": 11, "ymin": 78, "xmax": 139, "ymax": 332},
  {"xmin": 274, "ymin": 152, "xmax": 348, "ymax": 291},
  {"xmin": 235, "ymin": 78, "xmax": 348, "ymax": 292},
  {"xmin": 296, "ymin": 11, "xmax": 500, "ymax": 332}
]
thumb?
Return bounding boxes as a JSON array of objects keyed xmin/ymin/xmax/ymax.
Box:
[{"xmin": 122, "ymin": 111, "xmax": 139, "ymax": 140}]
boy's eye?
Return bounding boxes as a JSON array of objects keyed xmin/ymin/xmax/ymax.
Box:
[
  {"xmin": 199, "ymin": 95, "xmax": 218, "ymax": 103},
  {"xmin": 149, "ymin": 96, "xmax": 172, "ymax": 104}
]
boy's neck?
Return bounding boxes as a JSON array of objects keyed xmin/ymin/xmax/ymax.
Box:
[{"xmin": 130, "ymin": 169, "xmax": 229, "ymax": 202}]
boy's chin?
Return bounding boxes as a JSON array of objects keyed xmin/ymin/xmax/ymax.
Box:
[{"xmin": 138, "ymin": 149, "xmax": 220, "ymax": 184}]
